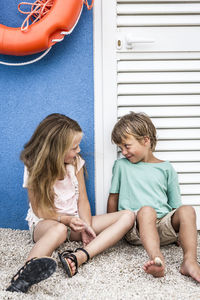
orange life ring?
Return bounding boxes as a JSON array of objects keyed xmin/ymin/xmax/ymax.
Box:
[{"xmin": 0, "ymin": 0, "xmax": 90, "ymax": 56}]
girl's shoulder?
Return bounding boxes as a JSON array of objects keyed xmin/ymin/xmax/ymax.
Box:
[
  {"xmin": 66, "ymin": 155, "xmax": 85, "ymax": 175},
  {"xmin": 76, "ymin": 155, "xmax": 85, "ymax": 174}
]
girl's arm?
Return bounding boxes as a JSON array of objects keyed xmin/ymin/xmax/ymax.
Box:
[
  {"xmin": 28, "ymin": 189, "xmax": 85, "ymax": 231},
  {"xmin": 76, "ymin": 167, "xmax": 92, "ymax": 226},
  {"xmin": 76, "ymin": 167, "xmax": 96, "ymax": 245},
  {"xmin": 107, "ymin": 193, "xmax": 119, "ymax": 213}
]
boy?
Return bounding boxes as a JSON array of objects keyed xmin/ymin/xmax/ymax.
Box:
[{"xmin": 107, "ymin": 112, "xmax": 200, "ymax": 281}]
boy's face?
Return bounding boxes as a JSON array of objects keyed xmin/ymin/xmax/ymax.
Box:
[{"xmin": 118, "ymin": 134, "xmax": 150, "ymax": 163}]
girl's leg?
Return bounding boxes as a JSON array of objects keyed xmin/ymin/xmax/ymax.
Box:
[
  {"xmin": 171, "ymin": 205, "xmax": 200, "ymax": 282},
  {"xmin": 66, "ymin": 210, "xmax": 135, "ymax": 273},
  {"xmin": 6, "ymin": 220, "xmax": 63, "ymax": 293},
  {"xmin": 137, "ymin": 206, "xmax": 165, "ymax": 277},
  {"xmin": 27, "ymin": 220, "xmax": 69, "ymax": 260},
  {"xmin": 86, "ymin": 210, "xmax": 135, "ymax": 256}
]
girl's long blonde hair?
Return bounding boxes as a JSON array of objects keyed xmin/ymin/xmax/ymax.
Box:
[{"xmin": 20, "ymin": 113, "xmax": 82, "ymax": 217}]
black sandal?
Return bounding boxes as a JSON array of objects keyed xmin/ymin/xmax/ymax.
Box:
[
  {"xmin": 6, "ymin": 257, "xmax": 57, "ymax": 293},
  {"xmin": 58, "ymin": 248, "xmax": 90, "ymax": 278}
]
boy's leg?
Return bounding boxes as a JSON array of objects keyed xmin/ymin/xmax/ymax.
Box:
[
  {"xmin": 137, "ymin": 206, "xmax": 165, "ymax": 277},
  {"xmin": 171, "ymin": 205, "xmax": 200, "ymax": 282},
  {"xmin": 62, "ymin": 210, "xmax": 135, "ymax": 274}
]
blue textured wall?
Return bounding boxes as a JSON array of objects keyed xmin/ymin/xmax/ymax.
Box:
[{"xmin": 0, "ymin": 2, "xmax": 94, "ymax": 229}]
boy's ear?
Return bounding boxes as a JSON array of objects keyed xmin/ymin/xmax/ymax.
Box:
[{"xmin": 143, "ymin": 136, "xmax": 150, "ymax": 145}]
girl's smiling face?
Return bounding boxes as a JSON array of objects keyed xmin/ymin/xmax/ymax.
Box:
[{"xmin": 64, "ymin": 132, "xmax": 83, "ymax": 164}]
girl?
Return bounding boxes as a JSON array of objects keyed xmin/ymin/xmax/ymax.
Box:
[{"xmin": 7, "ymin": 113, "xmax": 134, "ymax": 293}]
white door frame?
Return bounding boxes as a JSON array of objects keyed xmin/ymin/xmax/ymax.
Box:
[{"xmin": 94, "ymin": 0, "xmax": 117, "ymax": 214}]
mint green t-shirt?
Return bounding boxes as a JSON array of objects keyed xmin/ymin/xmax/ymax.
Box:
[{"xmin": 110, "ymin": 158, "xmax": 182, "ymax": 218}]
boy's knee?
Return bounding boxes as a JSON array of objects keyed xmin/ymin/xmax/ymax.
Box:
[
  {"xmin": 177, "ymin": 205, "xmax": 196, "ymax": 220},
  {"xmin": 137, "ymin": 206, "xmax": 156, "ymax": 220}
]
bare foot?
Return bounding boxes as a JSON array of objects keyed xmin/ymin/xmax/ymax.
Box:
[
  {"xmin": 65, "ymin": 251, "xmax": 87, "ymax": 276},
  {"xmin": 180, "ymin": 259, "xmax": 200, "ymax": 283},
  {"xmin": 65, "ymin": 258, "xmax": 77, "ymax": 276},
  {"xmin": 143, "ymin": 257, "xmax": 165, "ymax": 278}
]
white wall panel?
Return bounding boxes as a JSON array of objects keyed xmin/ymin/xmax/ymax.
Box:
[
  {"xmin": 116, "ymin": 1, "xmax": 200, "ymax": 226},
  {"xmin": 96, "ymin": 0, "xmax": 200, "ymax": 227}
]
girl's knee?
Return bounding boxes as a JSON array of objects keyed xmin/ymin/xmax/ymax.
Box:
[
  {"xmin": 51, "ymin": 222, "xmax": 68, "ymax": 239},
  {"xmin": 120, "ymin": 210, "xmax": 135, "ymax": 227}
]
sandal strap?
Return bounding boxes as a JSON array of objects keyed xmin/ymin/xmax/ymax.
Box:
[
  {"xmin": 75, "ymin": 248, "xmax": 90, "ymax": 262},
  {"xmin": 59, "ymin": 250, "xmax": 78, "ymax": 275},
  {"xmin": 11, "ymin": 257, "xmax": 37, "ymax": 283}
]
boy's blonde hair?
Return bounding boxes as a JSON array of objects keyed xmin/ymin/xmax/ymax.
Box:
[
  {"xmin": 20, "ymin": 113, "xmax": 82, "ymax": 217},
  {"xmin": 111, "ymin": 112, "xmax": 157, "ymax": 151}
]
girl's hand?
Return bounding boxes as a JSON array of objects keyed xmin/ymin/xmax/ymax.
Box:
[
  {"xmin": 81, "ymin": 223, "xmax": 96, "ymax": 246},
  {"xmin": 68, "ymin": 217, "xmax": 85, "ymax": 232}
]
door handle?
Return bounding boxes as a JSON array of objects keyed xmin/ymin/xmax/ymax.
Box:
[{"xmin": 126, "ymin": 34, "xmax": 155, "ymax": 49}]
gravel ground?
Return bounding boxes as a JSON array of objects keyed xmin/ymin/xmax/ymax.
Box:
[{"xmin": 1, "ymin": 228, "xmax": 200, "ymax": 300}]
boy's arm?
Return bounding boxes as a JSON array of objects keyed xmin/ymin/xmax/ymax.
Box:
[
  {"xmin": 167, "ymin": 166, "xmax": 182, "ymax": 209},
  {"xmin": 107, "ymin": 193, "xmax": 119, "ymax": 213}
]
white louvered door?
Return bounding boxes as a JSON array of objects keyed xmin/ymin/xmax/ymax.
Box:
[{"xmin": 94, "ymin": 0, "xmax": 200, "ymax": 228}]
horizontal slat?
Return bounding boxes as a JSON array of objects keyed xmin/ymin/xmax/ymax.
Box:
[
  {"xmin": 152, "ymin": 117, "xmax": 200, "ymax": 129},
  {"xmin": 117, "ymin": 52, "xmax": 200, "ymax": 60},
  {"xmin": 117, "ymin": 3, "xmax": 200, "ymax": 15},
  {"xmin": 182, "ymin": 195, "xmax": 200, "ymax": 206},
  {"xmin": 118, "ymin": 106, "xmax": 200, "ymax": 117},
  {"xmin": 118, "ymin": 83, "xmax": 200, "ymax": 95},
  {"xmin": 117, "ymin": 15, "xmax": 200, "ymax": 27},
  {"xmin": 118, "ymin": 72, "xmax": 200, "ymax": 83},
  {"xmin": 119, "ymin": 151, "xmax": 200, "ymax": 161},
  {"xmin": 118, "ymin": 95, "xmax": 200, "ymax": 106},
  {"xmin": 117, "ymin": 154, "xmax": 200, "ymax": 171},
  {"xmin": 118, "ymin": 60, "xmax": 200, "ymax": 72},
  {"xmin": 157, "ymin": 140, "xmax": 200, "ymax": 151},
  {"xmin": 178, "ymin": 173, "xmax": 200, "ymax": 183},
  {"xmin": 117, "ymin": 0, "xmax": 200, "ymax": 3},
  {"xmin": 180, "ymin": 184, "xmax": 200, "ymax": 194},
  {"xmin": 172, "ymin": 162, "xmax": 200, "ymax": 173},
  {"xmin": 157, "ymin": 129, "xmax": 200, "ymax": 139},
  {"xmin": 156, "ymin": 151, "xmax": 200, "ymax": 161}
]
